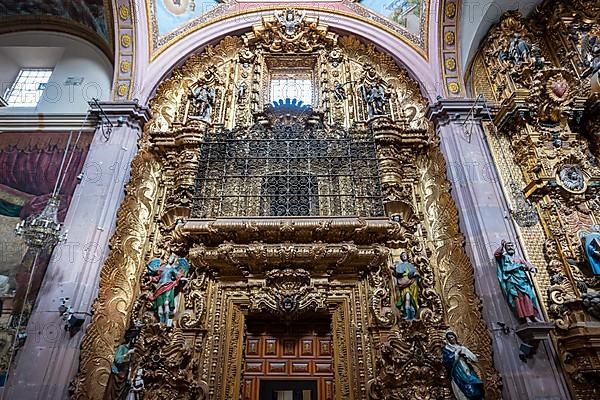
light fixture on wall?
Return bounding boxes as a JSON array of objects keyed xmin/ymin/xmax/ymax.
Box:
[
  {"xmin": 90, "ymin": 98, "xmax": 113, "ymax": 141},
  {"xmin": 464, "ymin": 94, "xmax": 538, "ymax": 228},
  {"xmin": 14, "ymin": 103, "xmax": 102, "ymax": 245}
]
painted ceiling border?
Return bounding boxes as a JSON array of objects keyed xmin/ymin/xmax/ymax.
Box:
[
  {"xmin": 0, "ymin": 0, "xmax": 115, "ymax": 61},
  {"xmin": 113, "ymin": 0, "xmax": 136, "ymax": 100},
  {"xmin": 144, "ymin": 0, "xmax": 431, "ymax": 62},
  {"xmin": 439, "ymin": 0, "xmax": 463, "ymax": 97}
]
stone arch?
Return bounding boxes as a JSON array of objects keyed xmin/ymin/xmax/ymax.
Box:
[{"xmin": 133, "ymin": 8, "xmax": 443, "ymax": 104}]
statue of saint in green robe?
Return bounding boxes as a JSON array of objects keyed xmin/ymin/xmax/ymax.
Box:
[
  {"xmin": 392, "ymin": 252, "xmax": 420, "ymax": 320},
  {"xmin": 104, "ymin": 342, "xmax": 133, "ymax": 400},
  {"xmin": 494, "ymin": 241, "xmax": 540, "ymax": 323}
]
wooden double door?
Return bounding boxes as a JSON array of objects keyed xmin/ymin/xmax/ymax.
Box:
[{"xmin": 242, "ymin": 316, "xmax": 334, "ymax": 400}]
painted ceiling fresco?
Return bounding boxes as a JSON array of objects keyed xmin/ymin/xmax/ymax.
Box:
[
  {"xmin": 0, "ymin": 0, "xmax": 110, "ymax": 42},
  {"xmin": 146, "ymin": 0, "xmax": 430, "ymax": 58},
  {"xmin": 359, "ymin": 0, "xmax": 424, "ymax": 36},
  {"xmin": 152, "ymin": 0, "xmax": 220, "ymax": 36}
]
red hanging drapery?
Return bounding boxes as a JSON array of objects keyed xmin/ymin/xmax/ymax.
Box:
[{"xmin": 0, "ymin": 132, "xmax": 93, "ymax": 221}]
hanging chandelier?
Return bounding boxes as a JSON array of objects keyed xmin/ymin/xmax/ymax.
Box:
[
  {"xmin": 508, "ymin": 182, "xmax": 539, "ymax": 227},
  {"xmin": 13, "ymin": 103, "xmax": 96, "ymax": 248},
  {"xmin": 15, "ymin": 195, "xmax": 67, "ymax": 249}
]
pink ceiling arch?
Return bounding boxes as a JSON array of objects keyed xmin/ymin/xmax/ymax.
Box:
[{"xmin": 131, "ymin": 4, "xmax": 445, "ymax": 104}]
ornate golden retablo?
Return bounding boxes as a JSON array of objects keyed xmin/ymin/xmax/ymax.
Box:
[{"xmin": 71, "ymin": 9, "xmax": 500, "ymax": 400}]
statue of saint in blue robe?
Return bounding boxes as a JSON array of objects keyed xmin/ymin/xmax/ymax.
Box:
[
  {"xmin": 442, "ymin": 331, "xmax": 484, "ymax": 400},
  {"xmin": 582, "ymin": 230, "xmax": 600, "ymax": 275}
]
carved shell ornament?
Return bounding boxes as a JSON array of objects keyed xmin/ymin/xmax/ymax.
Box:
[{"xmin": 556, "ymin": 164, "xmax": 588, "ymax": 194}]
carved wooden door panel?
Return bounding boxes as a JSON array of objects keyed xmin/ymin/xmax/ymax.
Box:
[{"xmin": 242, "ymin": 331, "xmax": 335, "ymax": 400}]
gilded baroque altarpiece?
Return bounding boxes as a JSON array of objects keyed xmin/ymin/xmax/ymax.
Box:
[
  {"xmin": 470, "ymin": 1, "xmax": 600, "ymax": 397},
  {"xmin": 71, "ymin": 10, "xmax": 500, "ymax": 400}
]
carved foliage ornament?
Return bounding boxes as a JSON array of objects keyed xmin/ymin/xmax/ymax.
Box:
[
  {"xmin": 249, "ymin": 268, "xmax": 325, "ymax": 317},
  {"xmin": 246, "ymin": 8, "xmax": 336, "ymax": 54},
  {"xmin": 133, "ymin": 325, "xmax": 207, "ymax": 400},
  {"xmin": 367, "ymin": 326, "xmax": 449, "ymax": 400}
]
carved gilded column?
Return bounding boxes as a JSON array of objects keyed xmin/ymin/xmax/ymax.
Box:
[
  {"xmin": 153, "ymin": 123, "xmax": 207, "ymax": 218},
  {"xmin": 371, "ymin": 116, "xmax": 428, "ymax": 209}
]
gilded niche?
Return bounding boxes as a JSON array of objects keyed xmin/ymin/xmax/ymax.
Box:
[{"xmin": 72, "ymin": 9, "xmax": 499, "ymax": 400}]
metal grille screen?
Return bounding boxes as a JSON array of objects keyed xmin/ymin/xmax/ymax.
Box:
[{"xmin": 191, "ymin": 121, "xmax": 384, "ymax": 217}]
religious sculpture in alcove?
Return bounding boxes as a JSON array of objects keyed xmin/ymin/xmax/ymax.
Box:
[
  {"xmin": 580, "ymin": 225, "xmax": 600, "ymax": 275},
  {"xmin": 190, "ymin": 85, "xmax": 216, "ymax": 122},
  {"xmin": 392, "ymin": 252, "xmax": 420, "ymax": 320},
  {"xmin": 500, "ymin": 33, "xmax": 531, "ymax": 65},
  {"xmin": 494, "ymin": 241, "xmax": 541, "ymax": 323},
  {"xmin": 442, "ymin": 331, "xmax": 485, "ymax": 400},
  {"xmin": 333, "ymin": 81, "xmax": 348, "ymax": 101},
  {"xmin": 126, "ymin": 368, "xmax": 145, "ymax": 400},
  {"xmin": 358, "ymin": 63, "xmax": 387, "ymax": 118},
  {"xmin": 104, "ymin": 341, "xmax": 134, "ymax": 400},
  {"xmin": 509, "ymin": 33, "xmax": 531, "ymax": 64},
  {"xmin": 104, "ymin": 320, "xmax": 142, "ymax": 400},
  {"xmin": 580, "ymin": 30, "xmax": 600, "ymax": 78},
  {"xmin": 361, "ymin": 79, "xmax": 386, "ymax": 118},
  {"xmin": 146, "ymin": 255, "xmax": 189, "ymax": 325},
  {"xmin": 235, "ymin": 82, "xmax": 247, "ymax": 103}
]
